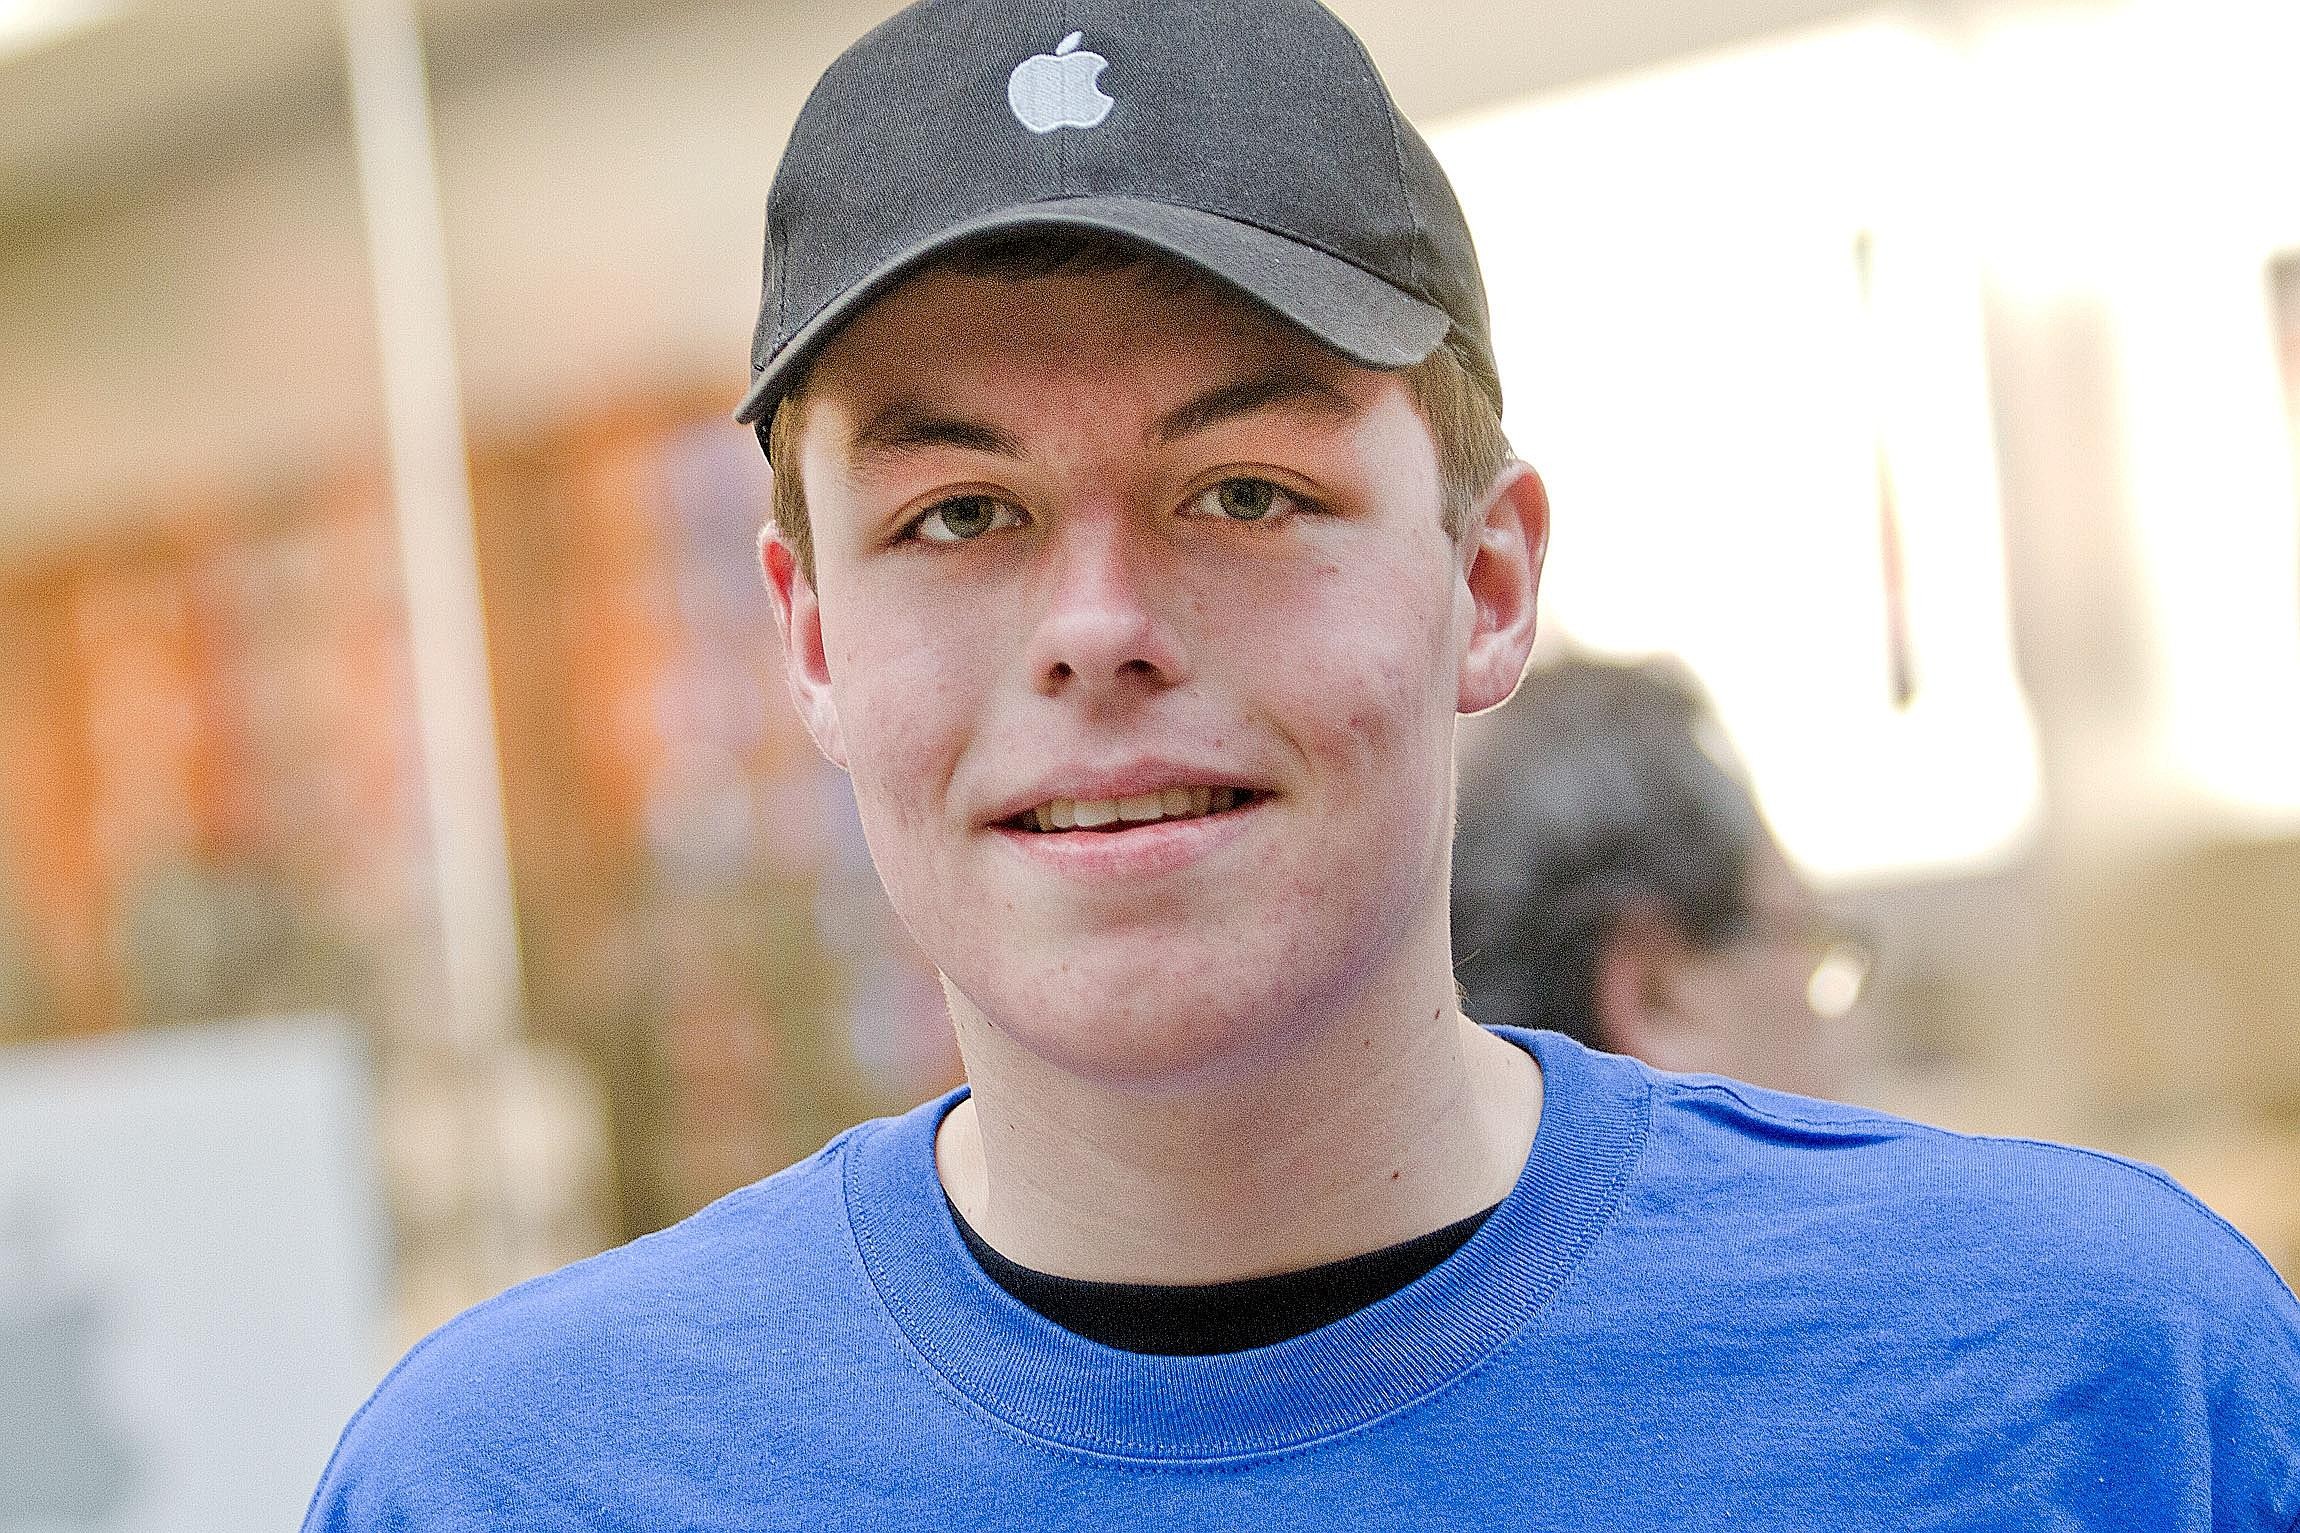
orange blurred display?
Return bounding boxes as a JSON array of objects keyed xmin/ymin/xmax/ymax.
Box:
[
  {"xmin": 0, "ymin": 394, "xmax": 957, "ymax": 1256},
  {"xmin": 0, "ymin": 484, "xmax": 419, "ymax": 1042}
]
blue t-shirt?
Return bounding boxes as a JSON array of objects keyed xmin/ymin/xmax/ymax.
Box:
[{"xmin": 306, "ymin": 1030, "xmax": 2300, "ymax": 1529}]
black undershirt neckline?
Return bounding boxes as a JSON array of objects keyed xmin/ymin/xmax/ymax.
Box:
[{"xmin": 946, "ymin": 1195, "xmax": 1504, "ymax": 1356}]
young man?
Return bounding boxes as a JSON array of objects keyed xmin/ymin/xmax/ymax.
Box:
[{"xmin": 307, "ymin": 1, "xmax": 2300, "ymax": 1526}]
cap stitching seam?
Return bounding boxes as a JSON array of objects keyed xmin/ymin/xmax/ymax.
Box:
[
  {"xmin": 1335, "ymin": 21, "xmax": 1422, "ymax": 300},
  {"xmin": 769, "ymin": 199, "xmax": 788, "ymax": 352},
  {"xmin": 1057, "ymin": 0, "xmax": 1072, "ymax": 196}
]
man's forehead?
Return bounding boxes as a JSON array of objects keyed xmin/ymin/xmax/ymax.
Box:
[
  {"xmin": 804, "ymin": 267, "xmax": 1378, "ymax": 461},
  {"xmin": 838, "ymin": 366, "xmax": 1362, "ymax": 474}
]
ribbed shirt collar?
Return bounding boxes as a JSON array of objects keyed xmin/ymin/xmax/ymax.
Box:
[{"xmin": 842, "ymin": 1028, "xmax": 1652, "ymax": 1462}]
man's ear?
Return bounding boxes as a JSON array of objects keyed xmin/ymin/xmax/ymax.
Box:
[
  {"xmin": 1457, "ymin": 460, "xmax": 1550, "ymax": 716},
  {"xmin": 760, "ymin": 527, "xmax": 848, "ymax": 768},
  {"xmin": 1589, "ymin": 900, "xmax": 1709, "ymax": 1070}
]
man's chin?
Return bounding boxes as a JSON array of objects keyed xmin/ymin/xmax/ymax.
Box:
[
  {"xmin": 1005, "ymin": 1025, "xmax": 1296, "ymax": 1099},
  {"xmin": 952, "ymin": 964, "xmax": 1320, "ymax": 1097}
]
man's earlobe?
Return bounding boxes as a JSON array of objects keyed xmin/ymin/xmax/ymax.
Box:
[
  {"xmin": 1457, "ymin": 461, "xmax": 1550, "ymax": 716},
  {"xmin": 760, "ymin": 529, "xmax": 848, "ymax": 767}
]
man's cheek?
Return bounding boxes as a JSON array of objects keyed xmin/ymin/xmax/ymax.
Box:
[
  {"xmin": 851, "ymin": 706, "xmax": 939, "ymax": 826},
  {"xmin": 831, "ymin": 665, "xmax": 944, "ymax": 853},
  {"xmin": 1293, "ymin": 638, "xmax": 1436, "ymax": 763}
]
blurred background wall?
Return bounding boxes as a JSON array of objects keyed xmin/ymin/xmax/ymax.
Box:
[{"xmin": 1, "ymin": 0, "xmax": 2296, "ymax": 1524}]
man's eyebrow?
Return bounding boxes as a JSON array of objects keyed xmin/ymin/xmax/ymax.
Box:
[
  {"xmin": 1155, "ymin": 367, "xmax": 1358, "ymax": 445},
  {"xmin": 847, "ymin": 403, "xmax": 1024, "ymax": 468}
]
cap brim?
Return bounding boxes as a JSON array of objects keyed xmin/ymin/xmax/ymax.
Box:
[{"xmin": 733, "ymin": 195, "xmax": 1451, "ymax": 427}]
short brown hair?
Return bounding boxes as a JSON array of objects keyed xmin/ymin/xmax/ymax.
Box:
[{"xmin": 762, "ymin": 232, "xmax": 1509, "ymax": 580}]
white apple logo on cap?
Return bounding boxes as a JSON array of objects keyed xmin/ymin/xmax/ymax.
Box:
[{"xmin": 1007, "ymin": 31, "xmax": 1113, "ymax": 134}]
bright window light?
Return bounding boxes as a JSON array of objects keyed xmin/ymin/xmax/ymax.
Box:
[
  {"xmin": 1433, "ymin": 21, "xmax": 2043, "ymax": 886},
  {"xmin": 2088, "ymin": 1, "xmax": 2300, "ymax": 825},
  {"xmin": 1964, "ymin": 0, "xmax": 2300, "ymax": 829},
  {"xmin": 0, "ymin": 0, "xmax": 115, "ymax": 60}
]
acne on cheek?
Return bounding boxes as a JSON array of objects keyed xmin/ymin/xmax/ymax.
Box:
[
  {"xmin": 1279, "ymin": 574, "xmax": 1452, "ymax": 716},
  {"xmin": 1280, "ymin": 656, "xmax": 1439, "ymax": 800}
]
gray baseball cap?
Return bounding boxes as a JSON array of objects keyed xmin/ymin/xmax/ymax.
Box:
[{"xmin": 735, "ymin": 0, "xmax": 1499, "ymax": 438}]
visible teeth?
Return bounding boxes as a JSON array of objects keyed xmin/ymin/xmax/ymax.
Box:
[{"xmin": 1020, "ymin": 786, "xmax": 1252, "ymax": 831}]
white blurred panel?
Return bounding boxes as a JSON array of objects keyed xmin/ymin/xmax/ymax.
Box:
[
  {"xmin": 0, "ymin": 1017, "xmax": 388, "ymax": 1533},
  {"xmin": 1433, "ymin": 22, "xmax": 2042, "ymax": 883},
  {"xmin": 2097, "ymin": 0, "xmax": 2300, "ymax": 823}
]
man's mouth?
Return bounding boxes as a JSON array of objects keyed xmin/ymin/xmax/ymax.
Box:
[{"xmin": 1000, "ymin": 786, "xmax": 1262, "ymax": 834}]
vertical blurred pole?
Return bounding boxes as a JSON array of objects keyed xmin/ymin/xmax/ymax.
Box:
[
  {"xmin": 339, "ymin": 0, "xmax": 524, "ymax": 1290},
  {"xmin": 1852, "ymin": 229, "xmax": 1917, "ymax": 711}
]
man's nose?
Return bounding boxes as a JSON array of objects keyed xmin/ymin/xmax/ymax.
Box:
[{"xmin": 1024, "ymin": 514, "xmax": 1187, "ymax": 700}]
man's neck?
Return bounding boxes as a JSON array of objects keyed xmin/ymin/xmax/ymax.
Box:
[{"xmin": 934, "ymin": 996, "xmax": 1543, "ymax": 1287}]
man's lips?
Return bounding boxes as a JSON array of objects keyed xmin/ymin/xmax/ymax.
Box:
[
  {"xmin": 981, "ymin": 765, "xmax": 1272, "ymax": 832},
  {"xmin": 986, "ymin": 785, "xmax": 1270, "ymax": 879},
  {"xmin": 997, "ymin": 785, "xmax": 1262, "ymax": 833}
]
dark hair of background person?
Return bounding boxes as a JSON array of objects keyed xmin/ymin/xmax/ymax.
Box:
[{"xmin": 1450, "ymin": 653, "xmax": 1767, "ymax": 1047}]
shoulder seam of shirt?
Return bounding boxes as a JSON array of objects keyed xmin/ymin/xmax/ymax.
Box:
[{"xmin": 1664, "ymin": 1076, "xmax": 2300, "ymax": 1302}]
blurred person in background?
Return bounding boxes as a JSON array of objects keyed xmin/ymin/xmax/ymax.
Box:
[
  {"xmin": 305, "ymin": 0, "xmax": 2299, "ymax": 1526},
  {"xmin": 1452, "ymin": 653, "xmax": 1867, "ymax": 1096}
]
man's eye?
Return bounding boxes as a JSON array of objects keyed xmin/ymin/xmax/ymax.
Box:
[
  {"xmin": 1190, "ymin": 478, "xmax": 1298, "ymax": 523},
  {"xmin": 910, "ymin": 495, "xmax": 1022, "ymax": 543}
]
